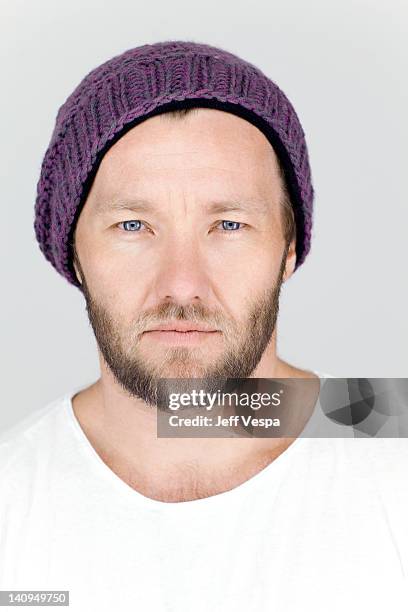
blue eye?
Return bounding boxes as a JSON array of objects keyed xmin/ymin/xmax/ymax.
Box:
[
  {"xmin": 218, "ymin": 220, "xmax": 245, "ymax": 231},
  {"xmin": 118, "ymin": 220, "xmax": 144, "ymax": 232}
]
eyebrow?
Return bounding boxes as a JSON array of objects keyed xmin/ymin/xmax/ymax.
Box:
[{"xmin": 96, "ymin": 197, "xmax": 271, "ymax": 216}]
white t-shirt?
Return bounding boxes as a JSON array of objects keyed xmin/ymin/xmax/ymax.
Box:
[{"xmin": 1, "ymin": 372, "xmax": 407, "ymax": 611}]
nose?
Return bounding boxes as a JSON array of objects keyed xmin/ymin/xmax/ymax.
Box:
[{"xmin": 154, "ymin": 235, "xmax": 211, "ymax": 306}]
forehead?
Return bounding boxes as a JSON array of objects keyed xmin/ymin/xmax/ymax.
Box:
[
  {"xmin": 101, "ymin": 108, "xmax": 279, "ymax": 172},
  {"xmin": 86, "ymin": 108, "xmax": 283, "ymax": 210}
]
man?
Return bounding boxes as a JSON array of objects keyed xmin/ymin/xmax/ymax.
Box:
[{"xmin": 1, "ymin": 40, "xmax": 407, "ymax": 611}]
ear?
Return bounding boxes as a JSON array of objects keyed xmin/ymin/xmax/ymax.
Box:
[
  {"xmin": 72, "ymin": 236, "xmax": 83, "ymax": 285},
  {"xmin": 72, "ymin": 249, "xmax": 83, "ymax": 285},
  {"xmin": 282, "ymin": 238, "xmax": 297, "ymax": 282},
  {"xmin": 73, "ymin": 261, "xmax": 82, "ymax": 285}
]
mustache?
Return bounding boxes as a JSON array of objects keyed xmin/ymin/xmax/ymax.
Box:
[{"xmin": 135, "ymin": 304, "xmax": 227, "ymax": 335}]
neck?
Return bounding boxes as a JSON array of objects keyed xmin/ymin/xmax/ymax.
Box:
[{"xmin": 71, "ymin": 353, "xmax": 318, "ymax": 503}]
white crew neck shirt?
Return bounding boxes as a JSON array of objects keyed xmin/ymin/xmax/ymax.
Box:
[{"xmin": 0, "ymin": 371, "xmax": 407, "ymax": 611}]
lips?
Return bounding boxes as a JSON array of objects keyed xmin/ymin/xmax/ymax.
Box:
[
  {"xmin": 143, "ymin": 328, "xmax": 220, "ymax": 346},
  {"xmin": 146, "ymin": 321, "xmax": 218, "ymax": 333}
]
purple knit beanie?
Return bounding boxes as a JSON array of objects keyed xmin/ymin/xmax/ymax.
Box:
[{"xmin": 34, "ymin": 39, "xmax": 314, "ymax": 290}]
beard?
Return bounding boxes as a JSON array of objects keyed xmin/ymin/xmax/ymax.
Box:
[{"xmin": 74, "ymin": 242, "xmax": 289, "ymax": 409}]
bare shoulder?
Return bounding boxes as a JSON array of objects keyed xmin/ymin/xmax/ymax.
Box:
[{"xmin": 276, "ymin": 359, "xmax": 319, "ymax": 379}]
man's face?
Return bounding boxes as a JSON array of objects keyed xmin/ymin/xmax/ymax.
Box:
[{"xmin": 73, "ymin": 108, "xmax": 296, "ymax": 405}]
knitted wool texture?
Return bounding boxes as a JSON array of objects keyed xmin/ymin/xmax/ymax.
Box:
[{"xmin": 34, "ymin": 40, "xmax": 314, "ymax": 289}]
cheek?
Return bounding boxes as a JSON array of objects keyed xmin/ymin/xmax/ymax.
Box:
[
  {"xmin": 83, "ymin": 251, "xmax": 145, "ymax": 321},
  {"xmin": 209, "ymin": 240, "xmax": 280, "ymax": 292}
]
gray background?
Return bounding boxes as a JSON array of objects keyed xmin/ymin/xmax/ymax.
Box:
[{"xmin": 1, "ymin": 0, "xmax": 407, "ymax": 432}]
